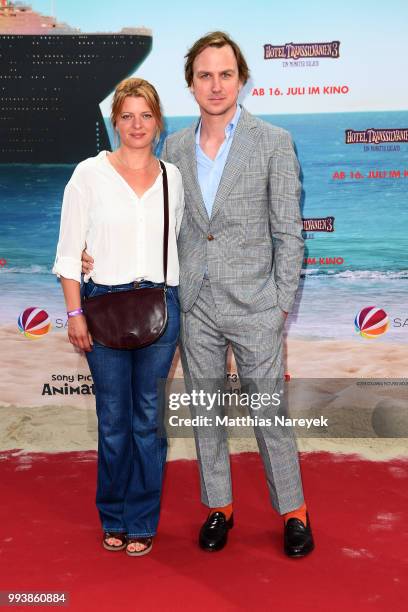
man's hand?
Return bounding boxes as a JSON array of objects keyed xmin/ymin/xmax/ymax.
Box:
[
  {"xmin": 81, "ymin": 249, "xmax": 94, "ymax": 275},
  {"xmin": 278, "ymin": 307, "xmax": 288, "ymax": 320},
  {"xmin": 68, "ymin": 315, "xmax": 93, "ymax": 352}
]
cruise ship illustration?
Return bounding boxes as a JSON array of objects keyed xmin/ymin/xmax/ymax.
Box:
[{"xmin": 0, "ymin": 1, "xmax": 152, "ymax": 162}]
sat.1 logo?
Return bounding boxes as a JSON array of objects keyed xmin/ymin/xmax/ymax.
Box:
[
  {"xmin": 18, "ymin": 307, "xmax": 52, "ymax": 339},
  {"xmin": 354, "ymin": 306, "xmax": 389, "ymax": 339}
]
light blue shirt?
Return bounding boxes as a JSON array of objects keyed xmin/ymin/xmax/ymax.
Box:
[{"xmin": 195, "ymin": 104, "xmax": 241, "ymax": 219}]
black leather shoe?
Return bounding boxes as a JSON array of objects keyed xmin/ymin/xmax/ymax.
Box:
[
  {"xmin": 284, "ymin": 512, "xmax": 315, "ymax": 558},
  {"xmin": 199, "ymin": 511, "xmax": 234, "ymax": 552}
]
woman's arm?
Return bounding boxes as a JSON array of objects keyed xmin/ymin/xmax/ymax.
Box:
[
  {"xmin": 53, "ymin": 174, "xmax": 93, "ymax": 351},
  {"xmin": 60, "ymin": 277, "xmax": 93, "ymax": 352},
  {"xmin": 53, "ymin": 179, "xmax": 89, "ymax": 283}
]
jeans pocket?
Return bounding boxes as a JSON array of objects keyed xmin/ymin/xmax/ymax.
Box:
[
  {"xmin": 167, "ymin": 286, "xmax": 180, "ymax": 307},
  {"xmin": 83, "ymin": 282, "xmax": 107, "ymax": 300}
]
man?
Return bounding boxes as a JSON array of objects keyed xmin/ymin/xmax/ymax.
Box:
[
  {"xmin": 162, "ymin": 32, "xmax": 313, "ymax": 557},
  {"xmin": 83, "ymin": 31, "xmax": 314, "ymax": 557}
]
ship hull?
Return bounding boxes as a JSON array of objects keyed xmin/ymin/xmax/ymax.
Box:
[{"xmin": 0, "ymin": 34, "xmax": 152, "ymax": 163}]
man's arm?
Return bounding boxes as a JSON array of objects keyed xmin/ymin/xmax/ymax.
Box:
[{"xmin": 268, "ymin": 130, "xmax": 304, "ymax": 314}]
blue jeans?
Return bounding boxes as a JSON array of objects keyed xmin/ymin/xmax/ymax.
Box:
[{"xmin": 82, "ymin": 280, "xmax": 180, "ymax": 537}]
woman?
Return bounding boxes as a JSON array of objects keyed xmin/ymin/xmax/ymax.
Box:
[{"xmin": 53, "ymin": 78, "xmax": 184, "ymax": 556}]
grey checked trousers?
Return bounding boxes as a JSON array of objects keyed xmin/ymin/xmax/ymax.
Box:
[{"xmin": 179, "ymin": 279, "xmax": 304, "ymax": 514}]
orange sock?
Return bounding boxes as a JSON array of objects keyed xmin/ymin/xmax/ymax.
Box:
[
  {"xmin": 208, "ymin": 503, "xmax": 233, "ymax": 520},
  {"xmin": 283, "ymin": 502, "xmax": 307, "ymax": 525}
]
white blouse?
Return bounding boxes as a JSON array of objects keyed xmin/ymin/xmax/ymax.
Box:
[{"xmin": 52, "ymin": 151, "xmax": 185, "ymax": 286}]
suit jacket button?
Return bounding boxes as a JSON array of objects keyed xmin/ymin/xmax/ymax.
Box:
[{"xmin": 207, "ymin": 233, "xmax": 214, "ymax": 241}]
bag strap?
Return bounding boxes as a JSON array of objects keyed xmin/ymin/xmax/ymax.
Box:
[{"xmin": 159, "ymin": 160, "xmax": 169, "ymax": 288}]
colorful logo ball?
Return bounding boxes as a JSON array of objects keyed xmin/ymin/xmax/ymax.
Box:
[
  {"xmin": 18, "ymin": 307, "xmax": 52, "ymax": 339},
  {"xmin": 354, "ymin": 306, "xmax": 389, "ymax": 339}
]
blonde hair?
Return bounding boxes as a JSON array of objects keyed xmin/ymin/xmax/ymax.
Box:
[
  {"xmin": 110, "ymin": 77, "xmax": 164, "ymax": 139},
  {"xmin": 184, "ymin": 31, "xmax": 250, "ymax": 87}
]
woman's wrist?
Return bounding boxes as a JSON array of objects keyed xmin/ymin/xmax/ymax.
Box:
[{"xmin": 67, "ymin": 308, "xmax": 84, "ymax": 318}]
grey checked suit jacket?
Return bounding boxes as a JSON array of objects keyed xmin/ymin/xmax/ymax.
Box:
[{"xmin": 162, "ymin": 107, "xmax": 304, "ymax": 315}]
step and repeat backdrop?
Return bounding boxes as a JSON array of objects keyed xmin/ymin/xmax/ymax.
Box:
[{"xmin": 1, "ymin": 0, "xmax": 407, "ymax": 419}]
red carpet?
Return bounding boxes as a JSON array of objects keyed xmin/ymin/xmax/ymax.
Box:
[{"xmin": 0, "ymin": 450, "xmax": 407, "ymax": 611}]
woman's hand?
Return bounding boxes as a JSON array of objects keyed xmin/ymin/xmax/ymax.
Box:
[{"xmin": 68, "ymin": 315, "xmax": 93, "ymax": 352}]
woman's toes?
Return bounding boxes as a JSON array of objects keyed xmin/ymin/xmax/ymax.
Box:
[
  {"xmin": 107, "ymin": 537, "xmax": 121, "ymax": 547},
  {"xmin": 127, "ymin": 542, "xmax": 146, "ymax": 553}
]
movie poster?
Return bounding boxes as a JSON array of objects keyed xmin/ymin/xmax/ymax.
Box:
[{"xmin": 1, "ymin": 0, "xmax": 407, "ymax": 451}]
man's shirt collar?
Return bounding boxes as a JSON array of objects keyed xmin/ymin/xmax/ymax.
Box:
[{"xmin": 195, "ymin": 104, "xmax": 242, "ymax": 145}]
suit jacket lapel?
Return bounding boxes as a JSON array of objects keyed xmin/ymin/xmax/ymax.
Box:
[
  {"xmin": 179, "ymin": 122, "xmax": 209, "ymax": 224},
  {"xmin": 210, "ymin": 108, "xmax": 259, "ymax": 222}
]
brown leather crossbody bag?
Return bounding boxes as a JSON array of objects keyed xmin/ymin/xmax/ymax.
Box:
[{"xmin": 82, "ymin": 160, "xmax": 169, "ymax": 350}]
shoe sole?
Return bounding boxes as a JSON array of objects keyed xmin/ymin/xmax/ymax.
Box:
[
  {"xmin": 200, "ymin": 546, "xmax": 226, "ymax": 552},
  {"xmin": 284, "ymin": 543, "xmax": 315, "ymax": 558},
  {"xmin": 102, "ymin": 541, "xmax": 127, "ymax": 552}
]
